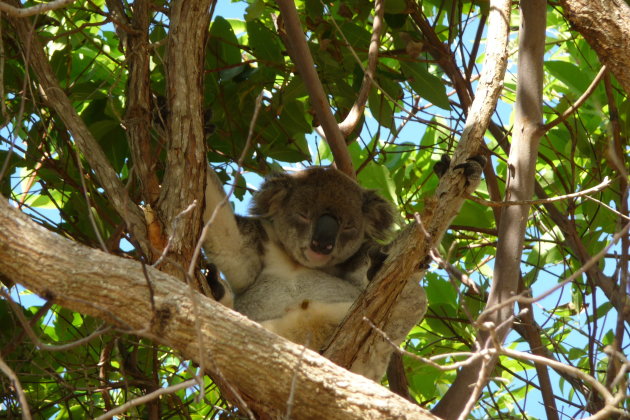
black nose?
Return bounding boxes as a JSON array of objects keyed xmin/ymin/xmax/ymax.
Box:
[{"xmin": 311, "ymin": 214, "xmax": 338, "ymax": 255}]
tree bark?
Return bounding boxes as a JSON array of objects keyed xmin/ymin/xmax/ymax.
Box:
[
  {"xmin": 0, "ymin": 197, "xmax": 439, "ymax": 420},
  {"xmin": 432, "ymin": 1, "xmax": 546, "ymax": 418},
  {"xmin": 155, "ymin": 0, "xmax": 214, "ymax": 283},
  {"xmin": 7, "ymin": 9, "xmax": 149, "ymax": 255},
  {"xmin": 560, "ymin": 0, "xmax": 630, "ymax": 93}
]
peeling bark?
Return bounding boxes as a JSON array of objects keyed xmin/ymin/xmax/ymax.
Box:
[
  {"xmin": 156, "ymin": 0, "xmax": 213, "ymax": 284},
  {"xmin": 560, "ymin": 0, "xmax": 630, "ymax": 93}
]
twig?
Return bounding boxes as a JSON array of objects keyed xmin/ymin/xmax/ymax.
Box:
[
  {"xmin": 0, "ymin": 289, "xmax": 112, "ymax": 351},
  {"xmin": 93, "ymin": 378, "xmax": 198, "ymax": 420},
  {"xmin": 336, "ymin": 0, "xmax": 385, "ymax": 137},
  {"xmin": 74, "ymin": 148, "xmax": 108, "ymax": 252},
  {"xmin": 541, "ymin": 65, "xmax": 607, "ymax": 134},
  {"xmin": 468, "ymin": 176, "xmax": 613, "ymax": 208},
  {"xmin": 188, "ymin": 90, "xmax": 264, "ymax": 278},
  {"xmin": 275, "ymin": 0, "xmax": 354, "ymax": 177},
  {"xmin": 0, "ymin": 353, "xmax": 32, "ymax": 420},
  {"xmin": 285, "ymin": 343, "xmax": 308, "ymax": 419},
  {"xmin": 153, "ymin": 201, "xmax": 197, "ymax": 268},
  {"xmin": 183, "ymin": 91, "xmax": 265, "ymax": 420},
  {"xmin": 478, "ymin": 221, "xmax": 630, "ymax": 322},
  {"xmin": 583, "ymin": 194, "xmax": 630, "ymax": 221}
]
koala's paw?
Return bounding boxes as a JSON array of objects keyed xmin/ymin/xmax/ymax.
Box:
[
  {"xmin": 433, "ymin": 154, "xmax": 451, "ymax": 178},
  {"xmin": 434, "ymin": 154, "xmax": 486, "ymax": 186},
  {"xmin": 453, "ymin": 155, "xmax": 487, "ymax": 186},
  {"xmin": 367, "ymin": 248, "xmax": 388, "ymax": 281}
]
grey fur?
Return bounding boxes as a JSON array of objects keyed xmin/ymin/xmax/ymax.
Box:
[{"xmin": 202, "ymin": 167, "xmax": 394, "ymax": 352}]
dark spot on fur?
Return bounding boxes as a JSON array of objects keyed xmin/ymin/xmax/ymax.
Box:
[
  {"xmin": 205, "ymin": 264, "xmax": 225, "ymax": 301},
  {"xmin": 300, "ymin": 300, "xmax": 310, "ymax": 310},
  {"xmin": 367, "ymin": 249, "xmax": 388, "ymax": 281}
]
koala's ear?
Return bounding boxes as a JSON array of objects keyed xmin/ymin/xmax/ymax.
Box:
[
  {"xmin": 362, "ymin": 190, "xmax": 395, "ymax": 241},
  {"xmin": 251, "ymin": 172, "xmax": 294, "ymax": 217}
]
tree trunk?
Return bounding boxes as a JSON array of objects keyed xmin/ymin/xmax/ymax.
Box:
[{"xmin": 432, "ymin": 1, "xmax": 546, "ymax": 418}]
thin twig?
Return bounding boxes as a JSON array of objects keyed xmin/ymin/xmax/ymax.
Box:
[
  {"xmin": 74, "ymin": 148, "xmax": 108, "ymax": 252},
  {"xmin": 541, "ymin": 65, "xmax": 607, "ymax": 134},
  {"xmin": 478, "ymin": 221, "xmax": 630, "ymax": 322},
  {"xmin": 188, "ymin": 90, "xmax": 264, "ymax": 277},
  {"xmin": 337, "ymin": 0, "xmax": 385, "ymax": 137},
  {"xmin": 153, "ymin": 201, "xmax": 197, "ymax": 267},
  {"xmin": 0, "ymin": 353, "xmax": 32, "ymax": 420},
  {"xmin": 0, "ymin": 289, "xmax": 112, "ymax": 351},
  {"xmin": 468, "ymin": 176, "xmax": 613, "ymax": 208},
  {"xmin": 285, "ymin": 343, "xmax": 308, "ymax": 420},
  {"xmin": 93, "ymin": 378, "xmax": 198, "ymax": 420}
]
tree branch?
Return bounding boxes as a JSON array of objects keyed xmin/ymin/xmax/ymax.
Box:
[
  {"xmin": 431, "ymin": 0, "xmax": 520, "ymax": 416},
  {"xmin": 323, "ymin": 0, "xmax": 512, "ymax": 387},
  {"xmin": 156, "ymin": 0, "xmax": 213, "ymax": 281},
  {"xmin": 124, "ymin": 0, "xmax": 161, "ymax": 206},
  {"xmin": 0, "ymin": 0, "xmax": 75, "ymax": 18},
  {"xmin": 560, "ymin": 0, "xmax": 630, "ymax": 93},
  {"xmin": 7, "ymin": 8, "xmax": 149, "ymax": 254},
  {"xmin": 0, "ymin": 197, "xmax": 439, "ymax": 420},
  {"xmin": 275, "ymin": 0, "xmax": 354, "ymax": 177},
  {"xmin": 337, "ymin": 0, "xmax": 384, "ymax": 137}
]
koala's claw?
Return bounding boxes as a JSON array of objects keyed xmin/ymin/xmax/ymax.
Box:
[
  {"xmin": 433, "ymin": 154, "xmax": 451, "ymax": 178},
  {"xmin": 434, "ymin": 154, "xmax": 486, "ymax": 185},
  {"xmin": 453, "ymin": 155, "xmax": 486, "ymax": 183}
]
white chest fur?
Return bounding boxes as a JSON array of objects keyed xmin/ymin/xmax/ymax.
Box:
[{"xmin": 233, "ymin": 241, "xmax": 363, "ymax": 349}]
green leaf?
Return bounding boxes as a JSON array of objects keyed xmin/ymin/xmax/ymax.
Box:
[
  {"xmin": 357, "ymin": 161, "xmax": 398, "ymax": 205},
  {"xmin": 545, "ymin": 61, "xmax": 592, "ymax": 95},
  {"xmin": 400, "ymin": 62, "xmax": 450, "ymax": 110},
  {"xmin": 246, "ymin": 20, "xmax": 283, "ymax": 64},
  {"xmin": 368, "ymin": 87, "xmax": 394, "ymax": 130},
  {"xmin": 278, "ymin": 100, "xmax": 311, "ymax": 135},
  {"xmin": 209, "ymin": 16, "xmax": 242, "ymax": 68}
]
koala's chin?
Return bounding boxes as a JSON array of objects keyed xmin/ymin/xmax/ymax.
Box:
[{"xmin": 303, "ymin": 247, "xmax": 333, "ymax": 267}]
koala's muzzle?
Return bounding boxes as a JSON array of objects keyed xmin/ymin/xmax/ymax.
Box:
[{"xmin": 311, "ymin": 214, "xmax": 338, "ymax": 255}]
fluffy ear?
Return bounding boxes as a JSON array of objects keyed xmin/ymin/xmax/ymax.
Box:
[
  {"xmin": 250, "ymin": 172, "xmax": 294, "ymax": 217},
  {"xmin": 362, "ymin": 190, "xmax": 395, "ymax": 242}
]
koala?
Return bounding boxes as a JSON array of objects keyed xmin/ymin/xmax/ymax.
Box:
[
  {"xmin": 202, "ymin": 156, "xmax": 485, "ymax": 381},
  {"xmin": 202, "ymin": 167, "xmax": 396, "ymax": 351}
]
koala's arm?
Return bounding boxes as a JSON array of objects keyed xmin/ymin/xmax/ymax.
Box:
[{"xmin": 203, "ymin": 169, "xmax": 262, "ymax": 294}]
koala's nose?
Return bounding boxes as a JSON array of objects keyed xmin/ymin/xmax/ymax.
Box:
[{"xmin": 311, "ymin": 214, "xmax": 338, "ymax": 255}]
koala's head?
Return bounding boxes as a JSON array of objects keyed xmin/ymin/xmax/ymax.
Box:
[{"xmin": 251, "ymin": 167, "xmax": 395, "ymax": 268}]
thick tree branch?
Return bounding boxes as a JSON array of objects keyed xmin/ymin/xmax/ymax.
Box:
[
  {"xmin": 8, "ymin": 9, "xmax": 149, "ymax": 254},
  {"xmin": 433, "ymin": 1, "xmax": 545, "ymax": 418},
  {"xmin": 406, "ymin": 0, "xmax": 474, "ymax": 111},
  {"xmin": 323, "ymin": 0, "xmax": 512, "ymax": 386},
  {"xmin": 275, "ymin": 0, "xmax": 354, "ymax": 178},
  {"xmin": 155, "ymin": 0, "xmax": 213, "ymax": 282},
  {"xmin": 560, "ymin": 0, "xmax": 630, "ymax": 93},
  {"xmin": 0, "ymin": 197, "xmax": 439, "ymax": 420},
  {"xmin": 125, "ymin": 0, "xmax": 161, "ymax": 206},
  {"xmin": 0, "ymin": 0, "xmax": 75, "ymax": 18}
]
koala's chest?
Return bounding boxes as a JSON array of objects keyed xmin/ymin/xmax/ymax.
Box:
[{"xmin": 233, "ymin": 242, "xmax": 362, "ymax": 322}]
